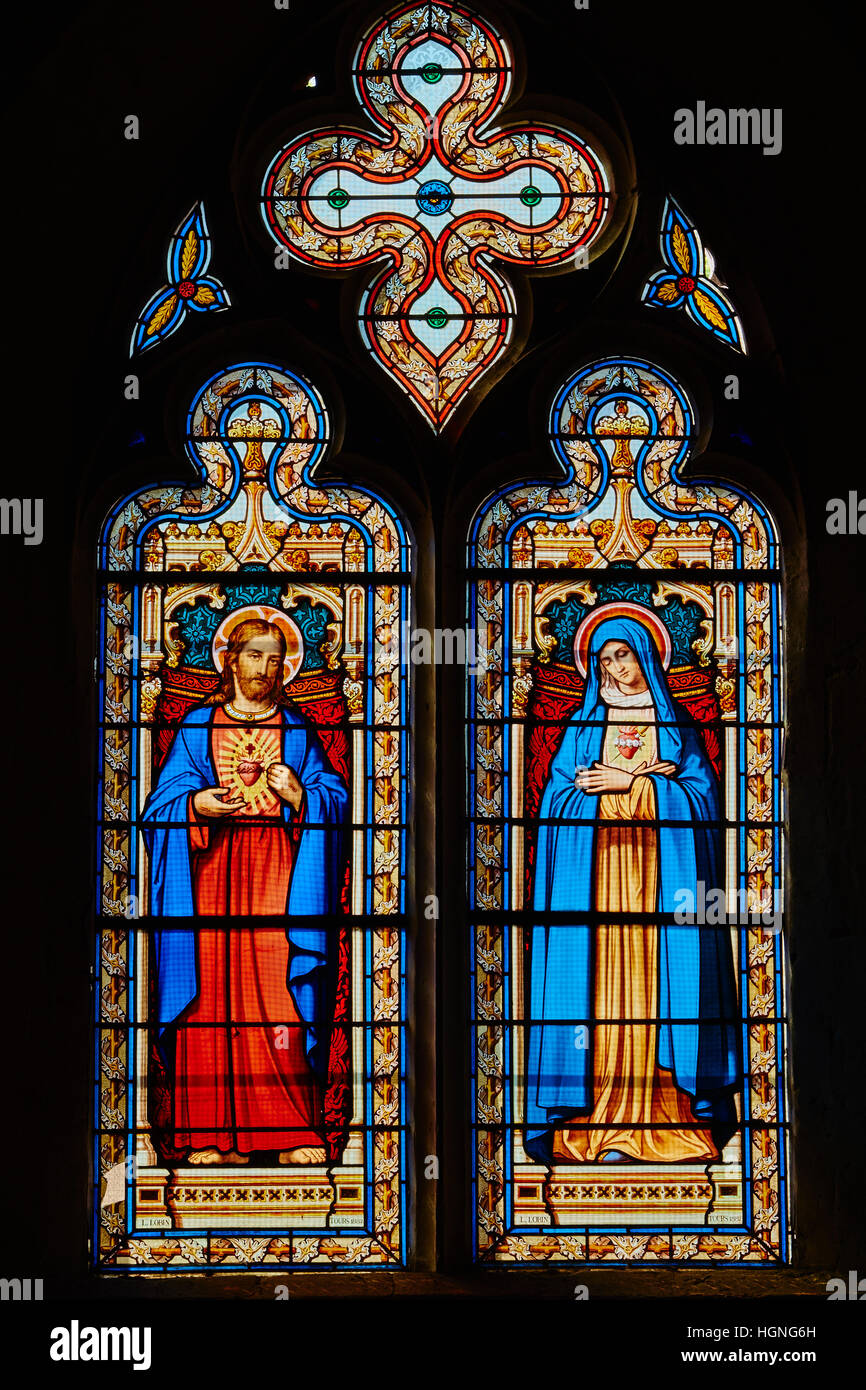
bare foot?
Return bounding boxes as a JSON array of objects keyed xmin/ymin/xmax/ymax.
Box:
[
  {"xmin": 187, "ymin": 1148, "xmax": 249, "ymax": 1165},
  {"xmin": 277, "ymin": 1146, "xmax": 326, "ymax": 1165}
]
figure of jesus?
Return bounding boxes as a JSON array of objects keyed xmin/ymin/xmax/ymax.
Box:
[
  {"xmin": 525, "ymin": 614, "xmax": 740, "ymax": 1165},
  {"xmin": 142, "ymin": 617, "xmax": 348, "ymax": 1165}
]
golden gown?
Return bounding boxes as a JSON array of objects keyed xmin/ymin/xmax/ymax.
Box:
[{"xmin": 552, "ymin": 702, "xmax": 719, "ymax": 1163}]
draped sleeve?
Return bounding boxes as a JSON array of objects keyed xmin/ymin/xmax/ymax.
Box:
[{"xmin": 140, "ymin": 709, "xmax": 215, "ymax": 1030}]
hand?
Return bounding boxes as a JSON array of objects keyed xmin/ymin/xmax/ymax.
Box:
[
  {"xmin": 267, "ymin": 762, "xmax": 304, "ymax": 811},
  {"xmin": 634, "ymin": 760, "xmax": 678, "ymax": 779},
  {"xmin": 193, "ymin": 785, "xmax": 244, "ymax": 817},
  {"xmin": 576, "ymin": 762, "xmax": 634, "ymax": 794}
]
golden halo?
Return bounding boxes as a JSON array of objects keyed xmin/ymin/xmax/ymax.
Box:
[
  {"xmin": 211, "ymin": 605, "xmax": 305, "ymax": 684},
  {"xmin": 573, "ymin": 602, "xmax": 672, "ymax": 678}
]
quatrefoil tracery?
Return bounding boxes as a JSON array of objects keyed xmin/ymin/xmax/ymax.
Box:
[{"xmin": 261, "ymin": 1, "xmax": 616, "ymax": 432}]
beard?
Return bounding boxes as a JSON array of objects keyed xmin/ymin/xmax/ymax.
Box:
[{"xmin": 235, "ymin": 670, "xmax": 278, "ymax": 703}]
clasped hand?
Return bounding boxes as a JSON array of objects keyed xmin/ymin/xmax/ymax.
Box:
[
  {"xmin": 193, "ymin": 763, "xmax": 304, "ymax": 816},
  {"xmin": 575, "ymin": 759, "xmax": 678, "ymax": 794}
]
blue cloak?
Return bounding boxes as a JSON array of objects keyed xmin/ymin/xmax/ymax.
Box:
[
  {"xmin": 141, "ymin": 702, "xmax": 348, "ymax": 1075},
  {"xmin": 525, "ymin": 616, "xmax": 739, "ymax": 1155}
]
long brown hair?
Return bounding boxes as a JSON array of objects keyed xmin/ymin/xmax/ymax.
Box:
[{"xmin": 204, "ymin": 618, "xmax": 294, "ymax": 707}]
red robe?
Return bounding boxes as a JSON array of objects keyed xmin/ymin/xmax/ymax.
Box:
[{"xmin": 172, "ymin": 706, "xmax": 323, "ymax": 1154}]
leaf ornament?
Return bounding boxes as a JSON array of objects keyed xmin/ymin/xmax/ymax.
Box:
[
  {"xmin": 641, "ymin": 196, "xmax": 746, "ymax": 353},
  {"xmin": 671, "ymin": 221, "xmax": 692, "ymax": 273},
  {"xmin": 130, "ymin": 203, "xmax": 230, "ymax": 356}
]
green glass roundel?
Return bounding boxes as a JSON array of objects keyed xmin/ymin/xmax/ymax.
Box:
[
  {"xmin": 519, "ymin": 184, "xmax": 542, "ymax": 208},
  {"xmin": 421, "ymin": 62, "xmax": 443, "ymax": 83},
  {"xmin": 426, "ymin": 307, "xmax": 449, "ymax": 330},
  {"xmin": 327, "ymin": 187, "xmax": 349, "ymax": 210}
]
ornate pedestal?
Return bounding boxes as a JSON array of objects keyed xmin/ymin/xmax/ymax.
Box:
[
  {"xmin": 534, "ymin": 1160, "xmax": 743, "ymax": 1227},
  {"xmin": 505, "ymin": 1158, "xmax": 745, "ymax": 1230},
  {"xmin": 131, "ymin": 1163, "xmax": 365, "ymax": 1231},
  {"xmin": 545, "ymin": 1163, "xmax": 713, "ymax": 1226}
]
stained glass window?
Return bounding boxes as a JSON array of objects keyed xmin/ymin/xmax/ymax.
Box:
[
  {"xmin": 95, "ymin": 362, "xmax": 411, "ymax": 1271},
  {"xmin": 468, "ymin": 357, "xmax": 788, "ymax": 1263},
  {"xmin": 129, "ymin": 203, "xmax": 230, "ymax": 357},
  {"xmin": 641, "ymin": 197, "xmax": 746, "ymax": 353},
  {"xmin": 261, "ymin": 0, "xmax": 618, "ymax": 432}
]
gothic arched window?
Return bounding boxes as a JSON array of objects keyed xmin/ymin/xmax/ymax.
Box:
[
  {"xmin": 95, "ymin": 362, "xmax": 412, "ymax": 1270},
  {"xmin": 467, "ymin": 356, "xmax": 787, "ymax": 1263},
  {"xmin": 81, "ymin": 0, "xmax": 807, "ymax": 1288}
]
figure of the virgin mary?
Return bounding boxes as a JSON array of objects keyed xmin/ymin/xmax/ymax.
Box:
[{"xmin": 525, "ymin": 612, "xmax": 740, "ymax": 1165}]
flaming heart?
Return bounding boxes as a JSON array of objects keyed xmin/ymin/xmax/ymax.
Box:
[
  {"xmin": 615, "ymin": 726, "xmax": 642, "ymax": 760},
  {"xmin": 237, "ymin": 760, "xmax": 263, "ymax": 787}
]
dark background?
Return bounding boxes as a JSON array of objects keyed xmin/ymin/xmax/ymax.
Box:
[{"xmin": 1, "ymin": 0, "xmax": 862, "ymax": 1325}]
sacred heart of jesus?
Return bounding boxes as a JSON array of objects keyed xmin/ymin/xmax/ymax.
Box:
[
  {"xmin": 232, "ymin": 736, "xmax": 272, "ymax": 795},
  {"xmin": 218, "ymin": 726, "xmax": 282, "ymax": 814}
]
